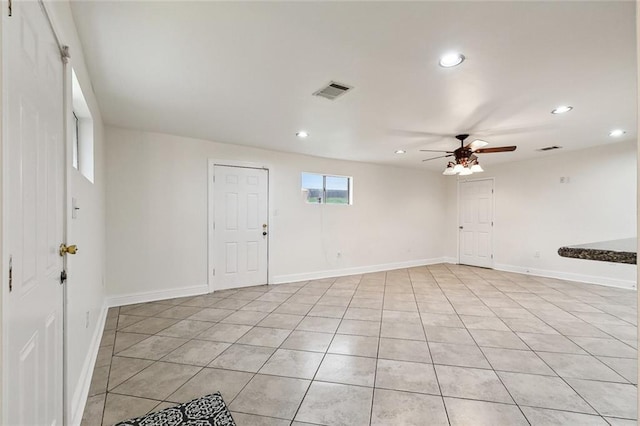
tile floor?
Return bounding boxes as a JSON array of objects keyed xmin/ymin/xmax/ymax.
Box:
[{"xmin": 81, "ymin": 264, "xmax": 638, "ymax": 426}]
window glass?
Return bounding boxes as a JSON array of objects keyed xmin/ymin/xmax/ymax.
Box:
[
  {"xmin": 302, "ymin": 173, "xmax": 324, "ymax": 203},
  {"xmin": 325, "ymin": 176, "xmax": 349, "ymax": 204},
  {"xmin": 72, "ymin": 112, "xmax": 79, "ymax": 170}
]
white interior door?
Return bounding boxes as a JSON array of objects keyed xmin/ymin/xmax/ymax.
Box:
[
  {"xmin": 459, "ymin": 179, "xmax": 494, "ymax": 268},
  {"xmin": 214, "ymin": 165, "xmax": 268, "ymax": 290},
  {"xmin": 4, "ymin": 1, "xmax": 65, "ymax": 425}
]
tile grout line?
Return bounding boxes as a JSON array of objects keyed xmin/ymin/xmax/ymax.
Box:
[
  {"xmin": 97, "ymin": 306, "xmax": 120, "ymax": 425},
  {"xmin": 216, "ymin": 282, "xmax": 311, "ymax": 412},
  {"xmin": 447, "ymin": 265, "xmax": 551, "ymax": 425},
  {"xmin": 287, "ymin": 275, "xmax": 347, "ymax": 424},
  {"xmin": 409, "ymin": 267, "xmax": 455, "ymax": 424},
  {"xmin": 367, "ymin": 272, "xmax": 386, "ymax": 426},
  {"xmin": 444, "ymin": 264, "xmax": 607, "ymax": 422},
  {"xmin": 452, "ymin": 265, "xmax": 600, "ymax": 423}
]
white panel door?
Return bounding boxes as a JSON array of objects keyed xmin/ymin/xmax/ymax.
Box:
[
  {"xmin": 459, "ymin": 179, "xmax": 494, "ymax": 268},
  {"xmin": 214, "ymin": 166, "xmax": 268, "ymax": 289},
  {"xmin": 5, "ymin": 1, "xmax": 65, "ymax": 425}
]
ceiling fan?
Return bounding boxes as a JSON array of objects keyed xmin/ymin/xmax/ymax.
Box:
[{"xmin": 421, "ymin": 134, "xmax": 516, "ymax": 176}]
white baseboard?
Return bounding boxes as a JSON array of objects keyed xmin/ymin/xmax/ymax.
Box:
[
  {"xmin": 271, "ymin": 257, "xmax": 453, "ymax": 284},
  {"xmin": 494, "ymin": 263, "xmax": 637, "ymax": 290},
  {"xmin": 107, "ymin": 284, "xmax": 209, "ymax": 307},
  {"xmin": 69, "ymin": 302, "xmax": 108, "ymax": 426}
]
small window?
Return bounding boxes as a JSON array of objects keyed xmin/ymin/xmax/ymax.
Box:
[
  {"xmin": 301, "ymin": 172, "xmax": 351, "ymax": 205},
  {"xmin": 71, "ymin": 69, "xmax": 95, "ymax": 182},
  {"xmin": 72, "ymin": 112, "xmax": 79, "ymax": 170}
]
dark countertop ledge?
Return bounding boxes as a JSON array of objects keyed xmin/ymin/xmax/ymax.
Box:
[{"xmin": 558, "ymin": 238, "xmax": 637, "ymax": 265}]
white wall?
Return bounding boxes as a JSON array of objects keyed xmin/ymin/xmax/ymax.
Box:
[
  {"xmin": 45, "ymin": 2, "xmax": 107, "ymax": 425},
  {"xmin": 105, "ymin": 126, "xmax": 448, "ymax": 300},
  {"xmin": 445, "ymin": 141, "xmax": 637, "ymax": 288},
  {"xmin": 0, "ymin": 10, "xmax": 4, "ymax": 420}
]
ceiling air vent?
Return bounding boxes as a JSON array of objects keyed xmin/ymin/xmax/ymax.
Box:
[
  {"xmin": 537, "ymin": 145, "xmax": 563, "ymax": 152},
  {"xmin": 313, "ymin": 81, "xmax": 353, "ymax": 100}
]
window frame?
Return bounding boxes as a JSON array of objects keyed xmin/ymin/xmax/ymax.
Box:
[{"xmin": 301, "ymin": 172, "xmax": 352, "ymax": 205}]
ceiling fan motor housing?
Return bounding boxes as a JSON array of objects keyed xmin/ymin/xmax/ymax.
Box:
[{"xmin": 455, "ymin": 134, "xmax": 470, "ymax": 144}]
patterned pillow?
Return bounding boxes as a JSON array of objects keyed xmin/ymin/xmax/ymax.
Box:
[{"xmin": 114, "ymin": 392, "xmax": 236, "ymax": 426}]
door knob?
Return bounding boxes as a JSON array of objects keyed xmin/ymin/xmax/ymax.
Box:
[
  {"xmin": 262, "ymin": 231, "xmax": 268, "ymax": 236},
  {"xmin": 59, "ymin": 244, "xmax": 78, "ymax": 256},
  {"xmin": 459, "ymin": 226, "xmax": 464, "ymax": 229}
]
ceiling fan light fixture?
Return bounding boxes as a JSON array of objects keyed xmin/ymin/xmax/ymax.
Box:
[
  {"xmin": 470, "ymin": 163, "xmax": 484, "ymax": 173},
  {"xmin": 459, "ymin": 167, "xmax": 473, "ymax": 176},
  {"xmin": 439, "ymin": 52, "xmax": 465, "ymax": 68},
  {"xmin": 296, "ymin": 131, "xmax": 309, "ymax": 138},
  {"xmin": 443, "ymin": 163, "xmax": 457, "ymax": 175},
  {"xmin": 609, "ymin": 129, "xmax": 625, "ymax": 137},
  {"xmin": 551, "ymin": 105, "xmax": 573, "ymax": 114},
  {"xmin": 452, "ymin": 164, "xmax": 464, "ymax": 173},
  {"xmin": 395, "ymin": 149, "xmax": 406, "ymax": 154}
]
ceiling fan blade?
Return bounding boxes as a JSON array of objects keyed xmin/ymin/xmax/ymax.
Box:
[
  {"xmin": 474, "ymin": 146, "xmax": 517, "ymax": 154},
  {"xmin": 474, "ymin": 125, "xmax": 552, "ymax": 136},
  {"xmin": 419, "ymin": 149, "xmax": 454, "ymax": 153},
  {"xmin": 422, "ymin": 154, "xmax": 453, "ymax": 162},
  {"xmin": 463, "ymin": 103, "xmax": 500, "ymax": 132},
  {"xmin": 390, "ymin": 129, "xmax": 451, "ymax": 138},
  {"xmin": 389, "ymin": 130, "xmax": 451, "ymax": 146},
  {"xmin": 465, "ymin": 139, "xmax": 489, "ymax": 151}
]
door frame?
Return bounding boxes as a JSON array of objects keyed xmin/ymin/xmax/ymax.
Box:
[
  {"xmin": 1, "ymin": 1, "xmax": 71, "ymax": 423},
  {"xmin": 456, "ymin": 177, "xmax": 495, "ymax": 268},
  {"xmin": 207, "ymin": 159, "xmax": 271, "ymax": 292}
]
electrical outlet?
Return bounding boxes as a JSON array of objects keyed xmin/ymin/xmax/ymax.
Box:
[
  {"xmin": 336, "ymin": 251, "xmax": 342, "ymax": 258},
  {"xmin": 534, "ymin": 251, "xmax": 540, "ymax": 258},
  {"xmin": 85, "ymin": 311, "xmax": 90, "ymax": 329}
]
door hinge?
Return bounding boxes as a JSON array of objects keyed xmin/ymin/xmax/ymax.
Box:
[
  {"xmin": 61, "ymin": 45, "xmax": 70, "ymax": 64},
  {"xmin": 8, "ymin": 255, "xmax": 13, "ymax": 292},
  {"xmin": 212, "ymin": 269, "xmax": 216, "ymax": 276},
  {"xmin": 491, "ymin": 221, "xmax": 494, "ymax": 226},
  {"xmin": 491, "ymin": 254, "xmax": 494, "ymax": 259},
  {"xmin": 8, "ymin": 0, "xmax": 12, "ymax": 17},
  {"xmin": 491, "ymin": 189, "xmax": 494, "ymax": 194},
  {"xmin": 212, "ymin": 176, "xmax": 215, "ymax": 183},
  {"xmin": 212, "ymin": 222, "xmax": 215, "ymax": 230},
  {"xmin": 60, "ymin": 269, "xmax": 67, "ymax": 284}
]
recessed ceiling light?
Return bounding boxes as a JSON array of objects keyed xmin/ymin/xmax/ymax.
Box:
[
  {"xmin": 609, "ymin": 129, "xmax": 626, "ymax": 137},
  {"xmin": 296, "ymin": 131, "xmax": 309, "ymax": 138},
  {"xmin": 439, "ymin": 52, "xmax": 465, "ymax": 68},
  {"xmin": 551, "ymin": 105, "xmax": 573, "ymax": 114},
  {"xmin": 395, "ymin": 150, "xmax": 406, "ymax": 154}
]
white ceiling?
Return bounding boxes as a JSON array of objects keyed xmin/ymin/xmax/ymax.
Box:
[{"xmin": 70, "ymin": 1, "xmax": 637, "ymax": 169}]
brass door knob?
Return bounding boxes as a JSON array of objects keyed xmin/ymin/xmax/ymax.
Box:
[{"xmin": 59, "ymin": 244, "xmax": 78, "ymax": 256}]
